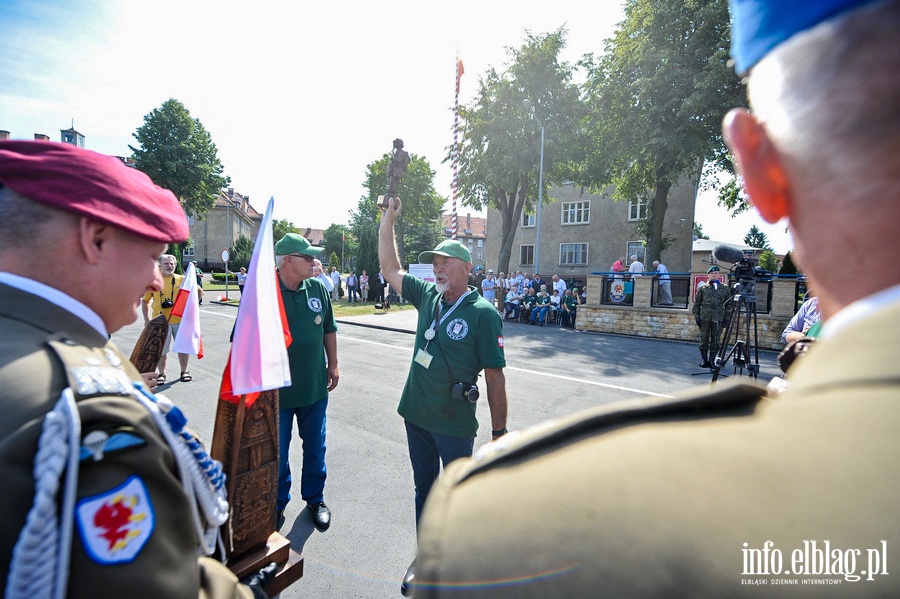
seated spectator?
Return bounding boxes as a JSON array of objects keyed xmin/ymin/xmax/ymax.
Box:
[
  {"xmin": 579, "ymin": 288, "xmax": 587, "ymax": 304},
  {"xmin": 559, "ymin": 288, "xmax": 578, "ymax": 328},
  {"xmin": 520, "ymin": 287, "xmax": 537, "ymax": 323},
  {"xmin": 503, "ymin": 287, "xmax": 523, "ymax": 320},
  {"xmin": 529, "ymin": 286, "xmax": 552, "ymax": 326},
  {"xmin": 781, "ymin": 294, "xmax": 822, "ymax": 344},
  {"xmin": 549, "ymin": 289, "xmax": 561, "ymax": 322}
]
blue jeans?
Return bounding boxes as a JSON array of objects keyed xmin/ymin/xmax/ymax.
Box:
[
  {"xmin": 278, "ymin": 398, "xmax": 328, "ymax": 510},
  {"xmin": 530, "ymin": 305, "xmax": 549, "ymax": 323},
  {"xmin": 405, "ymin": 420, "xmax": 474, "ymax": 528},
  {"xmin": 348, "ymin": 286, "xmax": 358, "ymax": 302}
]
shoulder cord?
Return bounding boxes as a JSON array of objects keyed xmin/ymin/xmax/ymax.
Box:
[
  {"xmin": 5, "ymin": 389, "xmax": 81, "ymax": 599},
  {"xmin": 132, "ymin": 384, "xmax": 228, "ymax": 556}
]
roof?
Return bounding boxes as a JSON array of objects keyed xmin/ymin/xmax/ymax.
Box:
[
  {"xmin": 692, "ymin": 239, "xmax": 761, "ymax": 253},
  {"xmin": 441, "ymin": 213, "xmax": 486, "ymax": 238}
]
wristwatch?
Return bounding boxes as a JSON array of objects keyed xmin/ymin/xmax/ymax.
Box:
[{"xmin": 491, "ymin": 428, "xmax": 508, "ymax": 437}]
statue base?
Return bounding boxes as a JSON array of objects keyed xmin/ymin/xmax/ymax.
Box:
[{"xmin": 227, "ymin": 532, "xmax": 304, "ymax": 597}]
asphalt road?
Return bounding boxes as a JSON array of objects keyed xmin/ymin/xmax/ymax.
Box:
[{"xmin": 112, "ymin": 301, "xmax": 781, "ymax": 598}]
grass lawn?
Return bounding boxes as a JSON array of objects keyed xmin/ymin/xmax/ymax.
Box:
[{"xmin": 204, "ymin": 282, "xmax": 416, "ymax": 318}]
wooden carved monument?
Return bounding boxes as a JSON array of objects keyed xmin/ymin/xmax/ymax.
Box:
[{"xmin": 211, "ymin": 391, "xmax": 304, "ymax": 595}]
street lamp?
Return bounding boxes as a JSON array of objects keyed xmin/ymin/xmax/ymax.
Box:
[{"xmin": 522, "ymin": 99, "xmax": 544, "ymax": 276}]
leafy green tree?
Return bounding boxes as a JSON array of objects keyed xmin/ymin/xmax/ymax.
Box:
[
  {"xmin": 744, "ymin": 225, "xmax": 773, "ymax": 251},
  {"xmin": 780, "ymin": 251, "xmax": 799, "ymax": 275},
  {"xmin": 693, "ymin": 222, "xmax": 710, "ymax": 240},
  {"xmin": 273, "ymin": 219, "xmax": 300, "ymax": 242},
  {"xmin": 327, "ymin": 251, "xmax": 341, "ymax": 272},
  {"xmin": 130, "ymin": 98, "xmax": 230, "ymax": 219},
  {"xmin": 454, "ymin": 28, "xmax": 581, "ymax": 274},
  {"xmin": 229, "ymin": 234, "xmax": 253, "ymax": 271},
  {"xmin": 577, "ymin": 0, "xmax": 746, "ymax": 267},
  {"xmin": 759, "ymin": 249, "xmax": 779, "ymax": 273},
  {"xmin": 323, "ymin": 224, "xmax": 347, "ymax": 268},
  {"xmin": 352, "ymin": 153, "xmax": 444, "ymax": 268}
]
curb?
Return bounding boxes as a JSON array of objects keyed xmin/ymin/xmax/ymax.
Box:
[{"xmin": 335, "ymin": 318, "xmax": 415, "ymax": 335}]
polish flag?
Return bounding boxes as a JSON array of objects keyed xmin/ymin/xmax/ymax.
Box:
[
  {"xmin": 170, "ymin": 262, "xmax": 204, "ymax": 358},
  {"xmin": 218, "ymin": 196, "xmax": 292, "ymax": 406}
]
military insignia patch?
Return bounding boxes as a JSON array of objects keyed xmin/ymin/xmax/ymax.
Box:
[
  {"xmin": 497, "ymin": 336, "xmax": 504, "ymax": 348},
  {"xmin": 75, "ymin": 475, "xmax": 155, "ymax": 564},
  {"xmin": 446, "ymin": 318, "xmax": 469, "ymax": 340},
  {"xmin": 308, "ymin": 297, "xmax": 323, "ymax": 312},
  {"xmin": 71, "ymin": 366, "xmax": 133, "ymax": 397}
]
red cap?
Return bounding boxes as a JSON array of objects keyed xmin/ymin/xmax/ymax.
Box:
[{"xmin": 0, "ymin": 140, "xmax": 189, "ymax": 243}]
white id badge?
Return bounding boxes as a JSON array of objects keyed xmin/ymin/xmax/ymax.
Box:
[{"xmin": 414, "ymin": 348, "xmax": 433, "ymax": 369}]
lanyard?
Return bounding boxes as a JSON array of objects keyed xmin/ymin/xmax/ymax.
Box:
[{"xmin": 423, "ymin": 289, "xmax": 471, "ymax": 344}]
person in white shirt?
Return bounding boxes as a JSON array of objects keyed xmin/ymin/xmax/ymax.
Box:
[{"xmin": 628, "ymin": 255, "xmax": 644, "ymax": 277}]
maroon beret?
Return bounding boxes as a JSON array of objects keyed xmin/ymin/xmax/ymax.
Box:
[{"xmin": 0, "ymin": 140, "xmax": 189, "ymax": 243}]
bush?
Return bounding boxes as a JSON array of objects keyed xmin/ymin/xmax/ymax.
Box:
[{"xmin": 212, "ymin": 273, "xmax": 237, "ymax": 282}]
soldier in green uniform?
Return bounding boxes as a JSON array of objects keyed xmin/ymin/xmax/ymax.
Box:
[
  {"xmin": 0, "ymin": 141, "xmax": 270, "ymax": 598},
  {"xmin": 378, "ymin": 197, "xmax": 508, "ymax": 596},
  {"xmin": 692, "ymin": 266, "xmax": 732, "ymax": 367},
  {"xmin": 412, "ymin": 0, "xmax": 900, "ymax": 596}
]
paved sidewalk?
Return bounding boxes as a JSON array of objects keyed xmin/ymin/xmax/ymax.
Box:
[{"xmin": 336, "ymin": 307, "xmax": 418, "ymax": 334}]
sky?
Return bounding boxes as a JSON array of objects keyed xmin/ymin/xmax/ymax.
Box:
[{"xmin": 0, "ymin": 0, "xmax": 792, "ymax": 255}]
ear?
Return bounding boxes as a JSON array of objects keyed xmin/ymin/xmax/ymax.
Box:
[
  {"xmin": 722, "ymin": 108, "xmax": 791, "ymax": 224},
  {"xmin": 78, "ymin": 217, "xmax": 113, "ymax": 265}
]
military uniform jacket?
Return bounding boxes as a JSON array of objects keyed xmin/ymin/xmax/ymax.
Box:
[
  {"xmin": 0, "ymin": 283, "xmax": 253, "ymax": 599},
  {"xmin": 692, "ymin": 280, "xmax": 732, "ymax": 322},
  {"xmin": 415, "ymin": 300, "xmax": 900, "ymax": 598}
]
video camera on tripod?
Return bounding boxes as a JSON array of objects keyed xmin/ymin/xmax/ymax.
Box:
[{"xmin": 708, "ymin": 245, "xmax": 771, "ymax": 382}]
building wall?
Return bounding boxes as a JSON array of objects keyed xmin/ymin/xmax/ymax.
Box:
[
  {"xmin": 485, "ymin": 179, "xmax": 697, "ymax": 282},
  {"xmin": 186, "ymin": 191, "xmax": 260, "ymax": 269}
]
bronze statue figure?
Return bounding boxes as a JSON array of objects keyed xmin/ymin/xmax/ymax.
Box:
[{"xmin": 380, "ymin": 138, "xmax": 410, "ymax": 207}]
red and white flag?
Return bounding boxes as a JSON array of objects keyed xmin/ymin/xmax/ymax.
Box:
[
  {"xmin": 170, "ymin": 262, "xmax": 204, "ymax": 358},
  {"xmin": 218, "ymin": 196, "xmax": 292, "ymax": 406}
]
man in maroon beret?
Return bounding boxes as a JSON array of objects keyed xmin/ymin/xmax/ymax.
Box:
[{"xmin": 0, "ymin": 141, "xmax": 270, "ymax": 599}]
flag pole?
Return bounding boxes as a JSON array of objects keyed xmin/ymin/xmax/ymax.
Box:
[{"xmin": 451, "ymin": 55, "xmax": 464, "ymax": 240}]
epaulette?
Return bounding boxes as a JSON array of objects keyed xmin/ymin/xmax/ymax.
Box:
[
  {"xmin": 452, "ymin": 381, "xmax": 767, "ymax": 485},
  {"xmin": 46, "ymin": 334, "xmax": 142, "ymax": 400}
]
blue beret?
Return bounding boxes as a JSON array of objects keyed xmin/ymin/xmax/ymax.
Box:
[{"xmin": 730, "ymin": 0, "xmax": 881, "ymax": 74}]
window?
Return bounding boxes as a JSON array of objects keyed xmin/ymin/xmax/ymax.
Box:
[
  {"xmin": 477, "ymin": 239, "xmax": 483, "ymax": 248},
  {"xmin": 628, "ymin": 198, "xmax": 647, "ymax": 221},
  {"xmin": 522, "ymin": 212, "xmax": 535, "ymax": 228},
  {"xmin": 626, "ymin": 241, "xmax": 646, "ymax": 264},
  {"xmin": 477, "ymin": 252, "xmax": 483, "ymax": 261},
  {"xmin": 560, "ymin": 243, "xmax": 588, "ymax": 266},
  {"xmin": 187, "ymin": 215, "xmax": 195, "ymax": 226},
  {"xmin": 561, "ymin": 200, "xmax": 590, "ymax": 225},
  {"xmin": 520, "ymin": 244, "xmax": 534, "ymax": 266},
  {"xmin": 183, "ymin": 245, "xmax": 195, "ymax": 257}
]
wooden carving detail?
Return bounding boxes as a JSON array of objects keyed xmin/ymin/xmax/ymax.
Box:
[{"xmin": 129, "ymin": 315, "xmax": 168, "ymax": 374}]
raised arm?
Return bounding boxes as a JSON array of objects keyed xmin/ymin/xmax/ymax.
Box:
[{"xmin": 378, "ymin": 197, "xmax": 407, "ymax": 292}]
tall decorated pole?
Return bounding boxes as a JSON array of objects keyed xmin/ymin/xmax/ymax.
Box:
[{"xmin": 451, "ymin": 56, "xmax": 464, "ymax": 240}]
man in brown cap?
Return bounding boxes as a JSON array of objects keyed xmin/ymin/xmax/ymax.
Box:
[
  {"xmin": 412, "ymin": 0, "xmax": 900, "ymax": 597},
  {"xmin": 0, "ymin": 140, "xmax": 270, "ymax": 598}
]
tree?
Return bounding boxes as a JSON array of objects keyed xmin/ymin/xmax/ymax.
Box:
[
  {"xmin": 328, "ymin": 251, "xmax": 340, "ymax": 272},
  {"xmin": 744, "ymin": 225, "xmax": 773, "ymax": 251},
  {"xmin": 229, "ymin": 234, "xmax": 253, "ymax": 271},
  {"xmin": 323, "ymin": 224, "xmax": 347, "ymax": 269},
  {"xmin": 693, "ymin": 222, "xmax": 710, "ymax": 240},
  {"xmin": 780, "ymin": 251, "xmax": 799, "ymax": 275},
  {"xmin": 454, "ymin": 28, "xmax": 582, "ymax": 274},
  {"xmin": 273, "ymin": 218, "xmax": 300, "ymax": 242},
  {"xmin": 577, "ymin": 0, "xmax": 746, "ymax": 267},
  {"xmin": 759, "ymin": 249, "xmax": 779, "ymax": 273},
  {"xmin": 130, "ymin": 98, "xmax": 230, "ymax": 219},
  {"xmin": 351, "ymin": 153, "xmax": 444, "ymax": 268}
]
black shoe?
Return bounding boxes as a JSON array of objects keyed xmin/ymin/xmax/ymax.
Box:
[
  {"xmin": 699, "ymin": 360, "xmax": 711, "ymax": 368},
  {"xmin": 307, "ymin": 502, "xmax": 331, "ymax": 531},
  {"xmin": 276, "ymin": 509, "xmax": 286, "ymax": 530},
  {"xmin": 401, "ymin": 560, "xmax": 415, "ymax": 597}
]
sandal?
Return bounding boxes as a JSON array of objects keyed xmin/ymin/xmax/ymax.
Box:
[
  {"xmin": 156, "ymin": 373, "xmax": 167, "ymax": 385},
  {"xmin": 180, "ymin": 371, "xmax": 193, "ymax": 382}
]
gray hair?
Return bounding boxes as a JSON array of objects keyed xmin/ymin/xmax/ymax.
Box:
[
  {"xmin": 0, "ymin": 186, "xmax": 76, "ymax": 253},
  {"xmin": 275, "ymin": 255, "xmax": 287, "ymax": 269},
  {"xmin": 748, "ymin": 0, "xmax": 900, "ymax": 207}
]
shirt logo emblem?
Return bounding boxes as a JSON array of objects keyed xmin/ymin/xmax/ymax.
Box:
[
  {"xmin": 76, "ymin": 475, "xmax": 155, "ymax": 564},
  {"xmin": 308, "ymin": 297, "xmax": 323, "ymax": 312},
  {"xmin": 446, "ymin": 318, "xmax": 469, "ymax": 340}
]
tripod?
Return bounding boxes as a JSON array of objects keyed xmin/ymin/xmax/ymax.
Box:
[{"xmin": 711, "ymin": 277, "xmax": 761, "ymax": 382}]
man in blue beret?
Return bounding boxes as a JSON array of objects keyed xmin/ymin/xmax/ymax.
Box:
[{"xmin": 411, "ymin": 1, "xmax": 900, "ymax": 597}]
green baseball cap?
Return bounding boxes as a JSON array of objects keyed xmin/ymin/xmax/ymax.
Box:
[
  {"xmin": 274, "ymin": 233, "xmax": 324, "ymax": 257},
  {"xmin": 418, "ymin": 239, "xmax": 471, "ymax": 264}
]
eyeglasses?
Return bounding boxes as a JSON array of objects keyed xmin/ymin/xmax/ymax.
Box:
[{"xmin": 288, "ymin": 253, "xmax": 315, "ymax": 263}]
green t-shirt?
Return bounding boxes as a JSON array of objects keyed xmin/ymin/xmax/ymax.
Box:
[
  {"xmin": 563, "ymin": 294, "xmax": 578, "ymax": 311},
  {"xmin": 399, "ymin": 274, "xmax": 506, "ymax": 437},
  {"xmin": 521, "ymin": 294, "xmax": 538, "ymax": 309},
  {"xmin": 278, "ymin": 275, "xmax": 337, "ymax": 409}
]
